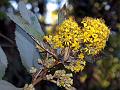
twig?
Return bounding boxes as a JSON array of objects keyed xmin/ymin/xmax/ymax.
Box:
[
  {"xmin": 32, "ymin": 60, "xmax": 61, "ymax": 86},
  {"xmin": 33, "ymin": 69, "xmax": 43, "ymax": 81},
  {"xmin": 31, "ymin": 36, "xmax": 58, "ymax": 60},
  {"xmin": 29, "ymin": 36, "xmax": 61, "ymax": 86},
  {"xmin": 32, "ymin": 68, "xmax": 48, "ymax": 86},
  {"xmin": 0, "ymin": 33, "xmax": 15, "ymax": 46}
]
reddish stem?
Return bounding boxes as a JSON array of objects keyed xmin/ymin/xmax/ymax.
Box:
[{"xmin": 32, "ymin": 61, "xmax": 60, "ymax": 86}]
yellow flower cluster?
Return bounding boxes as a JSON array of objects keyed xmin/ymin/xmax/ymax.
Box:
[
  {"xmin": 44, "ymin": 57, "xmax": 56, "ymax": 68},
  {"xmin": 44, "ymin": 17, "xmax": 82, "ymax": 50},
  {"xmin": 54, "ymin": 70, "xmax": 73, "ymax": 90},
  {"xmin": 45, "ymin": 17, "xmax": 110, "ymax": 55},
  {"xmin": 65, "ymin": 53, "xmax": 86, "ymax": 73},
  {"xmin": 46, "ymin": 70, "xmax": 73, "ymax": 90},
  {"xmin": 65, "ymin": 60, "xmax": 86, "ymax": 73},
  {"xmin": 81, "ymin": 17, "xmax": 110, "ymax": 55},
  {"xmin": 44, "ymin": 16, "xmax": 110, "ymax": 72}
]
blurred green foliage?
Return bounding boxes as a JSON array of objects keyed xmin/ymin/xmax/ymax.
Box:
[
  {"xmin": 0, "ymin": 12, "xmax": 6, "ymax": 20},
  {"xmin": 0, "ymin": 0, "xmax": 9, "ymax": 6}
]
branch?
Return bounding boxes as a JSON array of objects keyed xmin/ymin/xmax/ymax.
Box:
[
  {"xmin": 31, "ymin": 36, "xmax": 59, "ymax": 60},
  {"xmin": 32, "ymin": 60, "xmax": 61, "ymax": 86},
  {"xmin": 0, "ymin": 33, "xmax": 15, "ymax": 46},
  {"xmin": 32, "ymin": 68, "xmax": 48, "ymax": 86}
]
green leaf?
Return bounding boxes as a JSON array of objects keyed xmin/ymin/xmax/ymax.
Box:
[
  {"xmin": 7, "ymin": 13, "xmax": 43, "ymax": 42},
  {"xmin": 18, "ymin": 1, "xmax": 44, "ymax": 36}
]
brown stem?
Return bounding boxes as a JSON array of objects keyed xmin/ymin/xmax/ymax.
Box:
[
  {"xmin": 30, "ymin": 36, "xmax": 61, "ymax": 86},
  {"xmin": 33, "ymin": 69, "xmax": 43, "ymax": 81},
  {"xmin": 32, "ymin": 61, "xmax": 61, "ymax": 86},
  {"xmin": 31, "ymin": 36, "xmax": 58, "ymax": 60},
  {"xmin": 0, "ymin": 33, "xmax": 15, "ymax": 46},
  {"xmin": 32, "ymin": 68, "xmax": 48, "ymax": 86}
]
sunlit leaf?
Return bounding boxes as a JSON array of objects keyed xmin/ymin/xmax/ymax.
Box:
[
  {"xmin": 7, "ymin": 13, "xmax": 43, "ymax": 42},
  {"xmin": 18, "ymin": 1, "xmax": 44, "ymax": 36}
]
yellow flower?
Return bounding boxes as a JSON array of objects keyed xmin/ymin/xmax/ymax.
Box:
[
  {"xmin": 78, "ymin": 53, "xmax": 84, "ymax": 60},
  {"xmin": 81, "ymin": 17, "xmax": 110, "ymax": 55},
  {"xmin": 44, "ymin": 16, "xmax": 110, "ymax": 55},
  {"xmin": 44, "ymin": 16, "xmax": 110, "ymax": 69},
  {"xmin": 44, "ymin": 17, "xmax": 82, "ymax": 50},
  {"xmin": 65, "ymin": 60, "xmax": 86, "ymax": 73}
]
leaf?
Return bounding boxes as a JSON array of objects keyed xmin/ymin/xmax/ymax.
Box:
[
  {"xmin": 0, "ymin": 80, "xmax": 22, "ymax": 90},
  {"xmin": 7, "ymin": 1, "xmax": 44, "ymax": 71},
  {"xmin": 0, "ymin": 46, "xmax": 8, "ymax": 79},
  {"xmin": 58, "ymin": 4, "xmax": 68, "ymax": 25},
  {"xmin": 15, "ymin": 25, "xmax": 42, "ymax": 70},
  {"xmin": 18, "ymin": 1, "xmax": 31, "ymax": 24},
  {"xmin": 27, "ymin": 11, "xmax": 44, "ymax": 36},
  {"xmin": 18, "ymin": 1, "xmax": 44, "ymax": 36},
  {"xmin": 7, "ymin": 13, "xmax": 43, "ymax": 42}
]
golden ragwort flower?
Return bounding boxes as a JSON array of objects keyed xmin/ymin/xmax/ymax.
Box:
[
  {"xmin": 44, "ymin": 16, "xmax": 110, "ymax": 72},
  {"xmin": 81, "ymin": 17, "xmax": 110, "ymax": 55}
]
